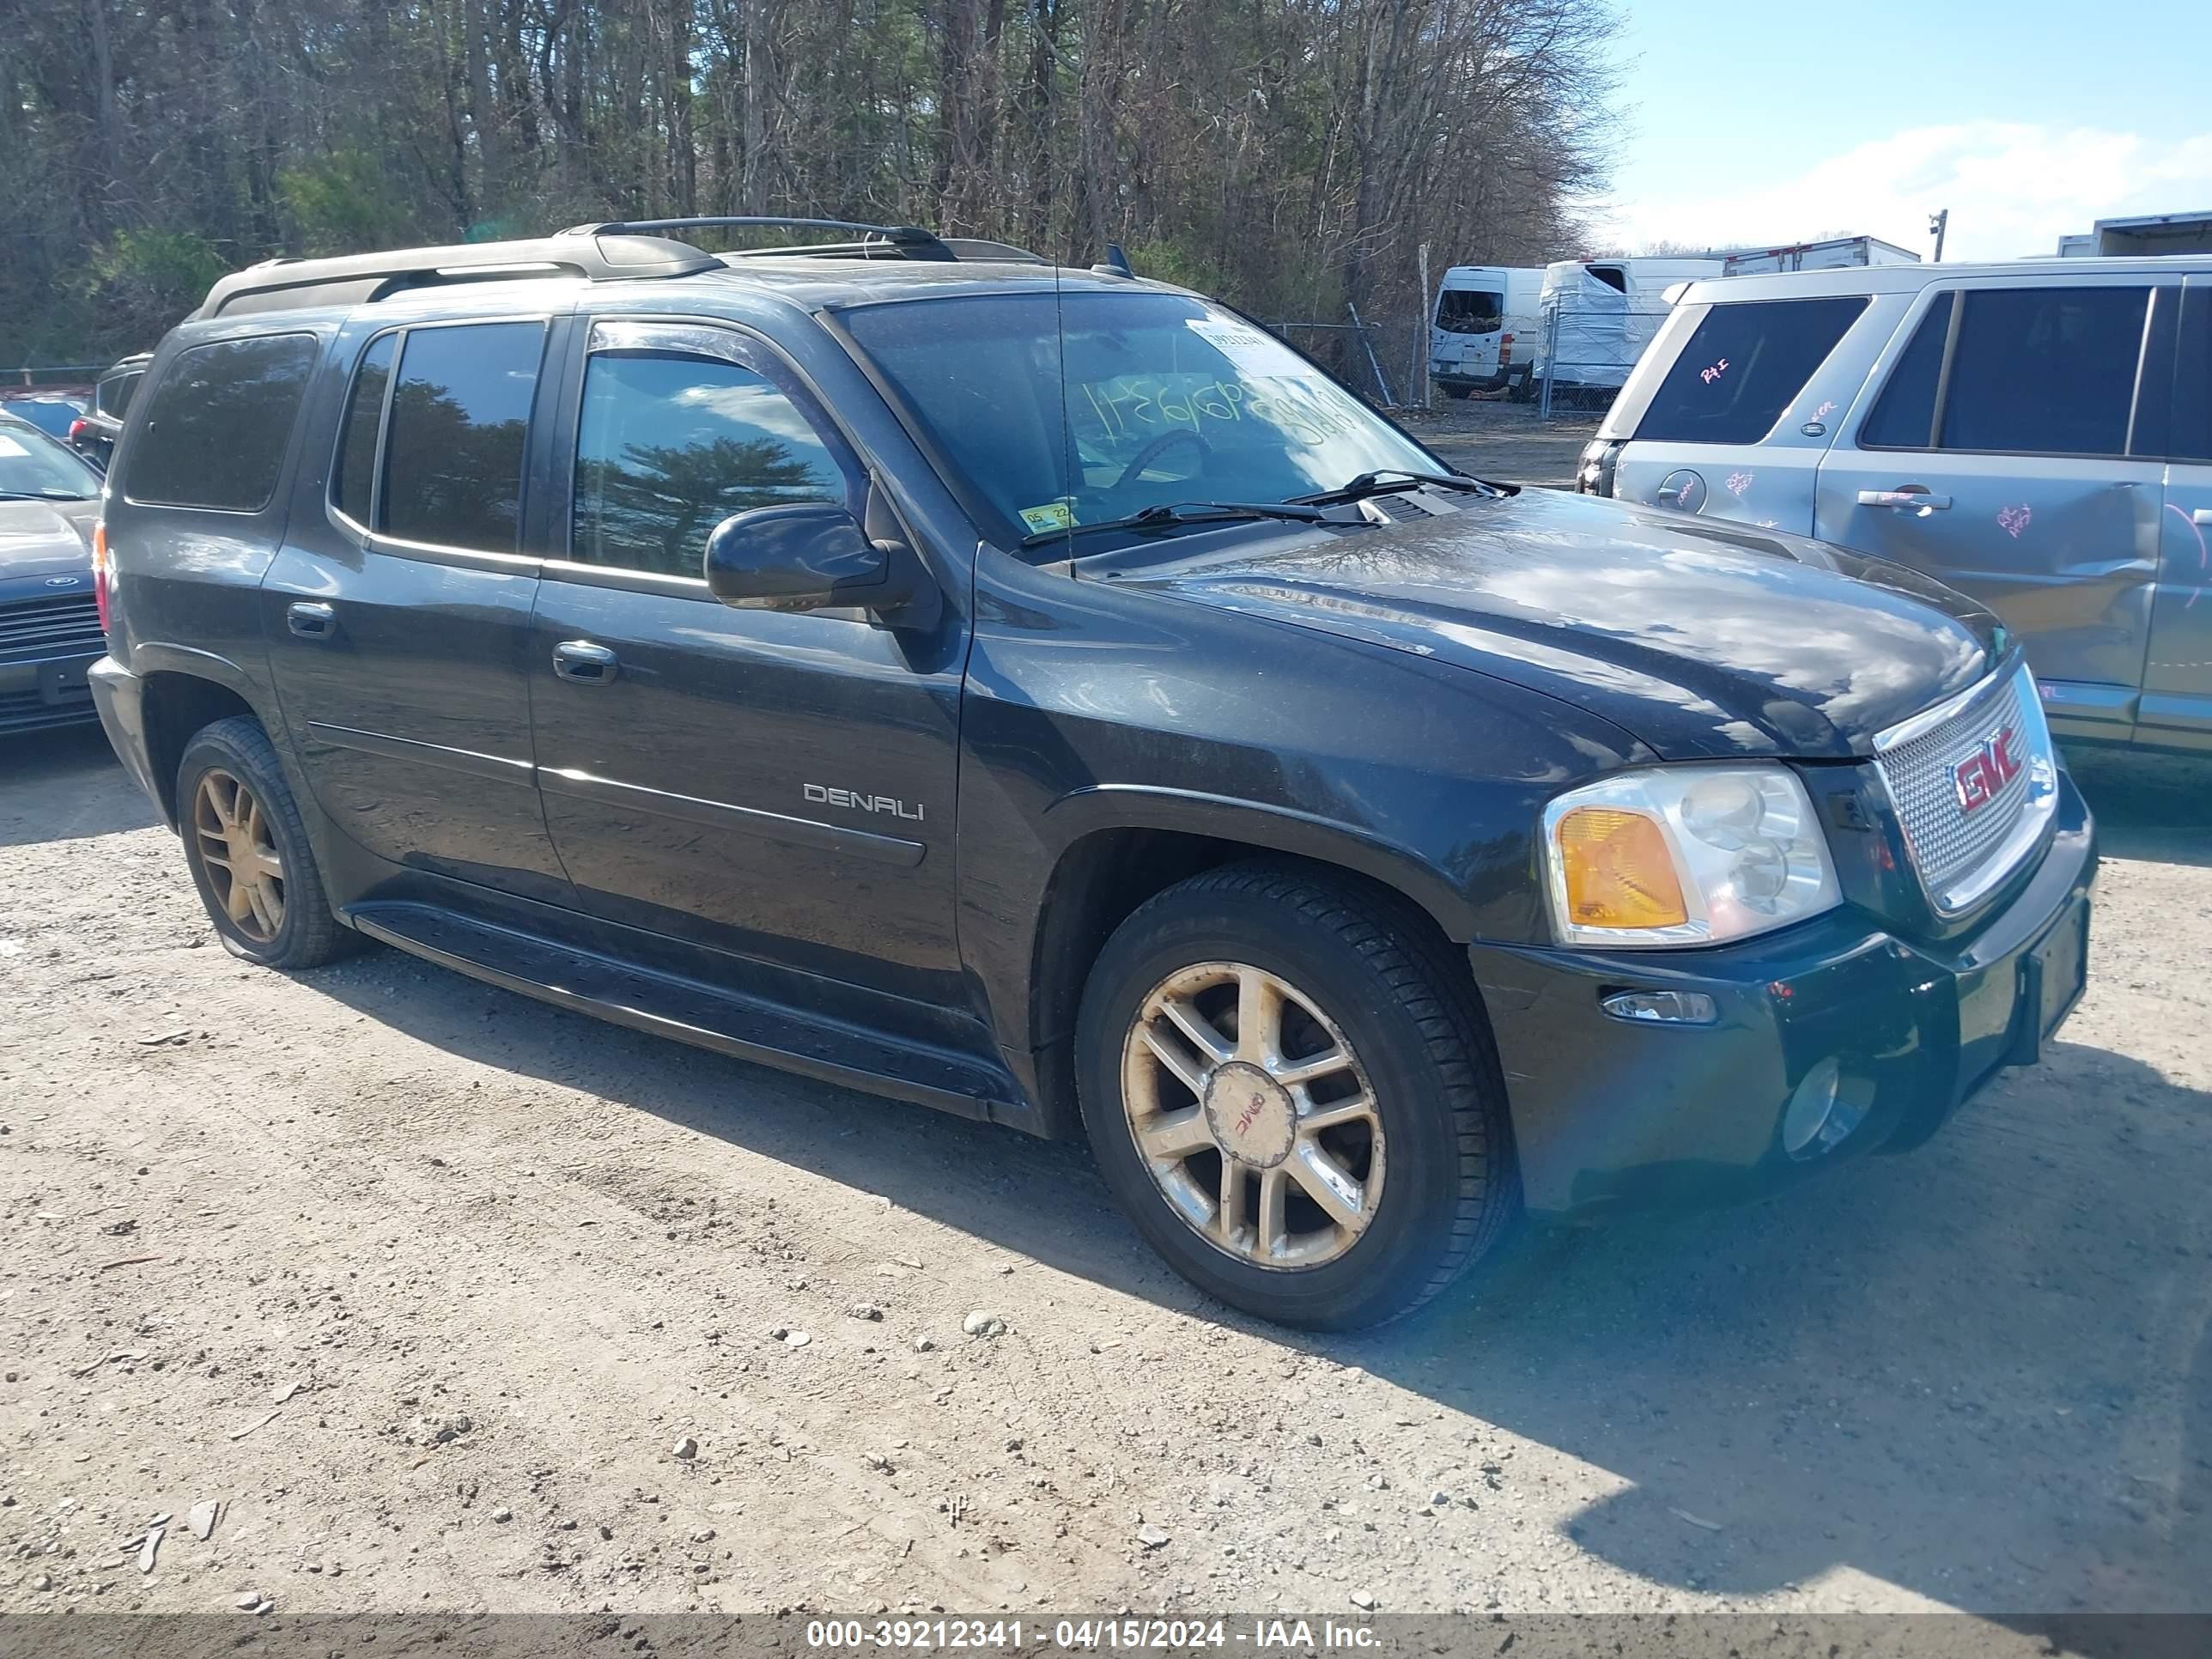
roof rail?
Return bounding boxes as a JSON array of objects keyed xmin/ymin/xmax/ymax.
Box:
[
  {"xmin": 571, "ymin": 216, "xmax": 961, "ymax": 263},
  {"xmin": 187, "ymin": 230, "xmax": 720, "ymax": 321}
]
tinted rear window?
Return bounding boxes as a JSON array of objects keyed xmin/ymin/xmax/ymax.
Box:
[
  {"xmin": 96, "ymin": 368, "xmax": 143, "ymax": 420},
  {"xmin": 125, "ymin": 334, "xmax": 316, "ymax": 512},
  {"xmin": 379, "ymin": 322, "xmax": 543, "ymax": 552},
  {"xmin": 1634, "ymin": 296, "xmax": 1868, "ymax": 445},
  {"xmin": 2175, "ymin": 285, "xmax": 2212, "ymax": 462},
  {"xmin": 1938, "ymin": 286, "xmax": 2148, "ymax": 456}
]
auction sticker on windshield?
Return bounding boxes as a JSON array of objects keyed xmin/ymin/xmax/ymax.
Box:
[{"xmin": 1185, "ymin": 318, "xmax": 1306, "ymax": 379}]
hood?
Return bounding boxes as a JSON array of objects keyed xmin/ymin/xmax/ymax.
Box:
[
  {"xmin": 0, "ymin": 498, "xmax": 98, "ymax": 583},
  {"xmin": 1110, "ymin": 489, "xmax": 2000, "ymax": 761}
]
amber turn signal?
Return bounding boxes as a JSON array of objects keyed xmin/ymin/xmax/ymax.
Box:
[{"xmin": 1554, "ymin": 807, "xmax": 1688, "ymax": 930}]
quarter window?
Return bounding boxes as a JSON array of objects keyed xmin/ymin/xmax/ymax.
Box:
[
  {"xmin": 572, "ymin": 349, "xmax": 845, "ymax": 580},
  {"xmin": 1860, "ymin": 292, "xmax": 1954, "ymax": 449},
  {"xmin": 379, "ymin": 322, "xmax": 544, "ymax": 553},
  {"xmin": 1634, "ymin": 296, "xmax": 1869, "ymax": 445},
  {"xmin": 125, "ymin": 334, "xmax": 317, "ymax": 512}
]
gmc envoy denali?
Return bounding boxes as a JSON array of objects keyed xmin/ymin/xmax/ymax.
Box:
[{"xmin": 88, "ymin": 220, "xmax": 2097, "ymax": 1328}]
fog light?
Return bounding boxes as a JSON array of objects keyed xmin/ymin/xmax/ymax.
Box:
[
  {"xmin": 1781, "ymin": 1058, "xmax": 1870, "ymax": 1158},
  {"xmin": 1601, "ymin": 989, "xmax": 1718, "ymax": 1025}
]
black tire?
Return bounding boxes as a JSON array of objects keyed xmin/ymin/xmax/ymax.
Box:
[
  {"xmin": 1507, "ymin": 370, "xmax": 1534, "ymax": 404},
  {"xmin": 1075, "ymin": 860, "xmax": 1517, "ymax": 1329},
  {"xmin": 176, "ymin": 715, "xmax": 354, "ymax": 969}
]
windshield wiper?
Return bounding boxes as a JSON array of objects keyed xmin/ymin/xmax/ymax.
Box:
[
  {"xmin": 1019, "ymin": 500, "xmax": 1331, "ymax": 550},
  {"xmin": 0, "ymin": 489, "xmax": 93, "ymax": 502},
  {"xmin": 1291, "ymin": 468, "xmax": 1503, "ymax": 506}
]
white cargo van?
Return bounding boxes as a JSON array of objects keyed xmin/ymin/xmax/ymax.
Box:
[
  {"xmin": 1534, "ymin": 258, "xmax": 1723, "ymax": 402},
  {"xmin": 1428, "ymin": 265, "xmax": 1543, "ymax": 398}
]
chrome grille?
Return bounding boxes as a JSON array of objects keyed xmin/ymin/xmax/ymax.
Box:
[
  {"xmin": 1873, "ymin": 665, "xmax": 2057, "ymax": 915},
  {"xmin": 0, "ymin": 593, "xmax": 103, "ymax": 660}
]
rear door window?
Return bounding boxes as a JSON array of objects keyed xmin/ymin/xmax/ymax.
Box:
[
  {"xmin": 1937, "ymin": 287, "xmax": 2148, "ymax": 456},
  {"xmin": 1633, "ymin": 296, "xmax": 1868, "ymax": 445},
  {"xmin": 124, "ymin": 334, "xmax": 317, "ymax": 512},
  {"xmin": 1937, "ymin": 285, "xmax": 2141, "ymax": 455},
  {"xmin": 1435, "ymin": 289, "xmax": 1504, "ymax": 334},
  {"xmin": 379, "ymin": 322, "xmax": 545, "ymax": 553}
]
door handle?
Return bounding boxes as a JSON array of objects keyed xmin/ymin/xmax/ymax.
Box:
[
  {"xmin": 286, "ymin": 601, "xmax": 337, "ymax": 640},
  {"xmin": 552, "ymin": 640, "xmax": 619, "ymax": 684},
  {"xmin": 1857, "ymin": 489, "xmax": 1953, "ymax": 512},
  {"xmin": 2192, "ymin": 509, "xmax": 2212, "ymax": 527}
]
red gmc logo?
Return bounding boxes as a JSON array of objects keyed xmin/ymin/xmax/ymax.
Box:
[{"xmin": 1953, "ymin": 726, "xmax": 2022, "ymax": 814}]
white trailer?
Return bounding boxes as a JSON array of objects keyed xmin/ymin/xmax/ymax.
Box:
[
  {"xmin": 1533, "ymin": 258, "xmax": 1723, "ymax": 400},
  {"xmin": 1716, "ymin": 234, "xmax": 1921, "ymax": 275},
  {"xmin": 2055, "ymin": 210, "xmax": 2212, "ymax": 257}
]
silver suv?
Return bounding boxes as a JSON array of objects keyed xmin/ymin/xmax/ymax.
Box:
[{"xmin": 1577, "ymin": 258, "xmax": 2211, "ymax": 754}]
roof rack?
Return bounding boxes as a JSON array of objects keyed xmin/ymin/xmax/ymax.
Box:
[
  {"xmin": 188, "ymin": 229, "xmax": 721, "ymax": 320},
  {"xmin": 570, "ymin": 216, "xmax": 961, "ymax": 263},
  {"xmin": 186, "ymin": 215, "xmax": 1030, "ymax": 321}
]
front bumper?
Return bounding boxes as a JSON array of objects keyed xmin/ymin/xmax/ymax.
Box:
[
  {"xmin": 0, "ymin": 645, "xmax": 101, "ymax": 735},
  {"xmin": 1472, "ymin": 771, "xmax": 2097, "ymax": 1218}
]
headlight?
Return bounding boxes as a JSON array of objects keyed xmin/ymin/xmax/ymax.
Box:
[{"xmin": 1540, "ymin": 765, "xmax": 1841, "ymax": 949}]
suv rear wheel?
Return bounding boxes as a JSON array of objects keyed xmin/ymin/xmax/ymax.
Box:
[
  {"xmin": 1076, "ymin": 862, "xmax": 1516, "ymax": 1329},
  {"xmin": 177, "ymin": 716, "xmax": 352, "ymax": 969}
]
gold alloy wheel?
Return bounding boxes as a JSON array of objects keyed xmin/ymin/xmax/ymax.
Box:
[
  {"xmin": 1120, "ymin": 961, "xmax": 1385, "ymax": 1269},
  {"xmin": 192, "ymin": 768, "xmax": 286, "ymax": 943}
]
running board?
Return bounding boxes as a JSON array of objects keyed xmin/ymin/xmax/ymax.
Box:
[{"xmin": 346, "ymin": 902, "xmax": 1021, "ymax": 1125}]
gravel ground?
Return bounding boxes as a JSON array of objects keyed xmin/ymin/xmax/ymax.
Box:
[
  {"xmin": 0, "ymin": 724, "xmax": 2206, "ymax": 1620},
  {"xmin": 1404, "ymin": 399, "xmax": 1599, "ymax": 489}
]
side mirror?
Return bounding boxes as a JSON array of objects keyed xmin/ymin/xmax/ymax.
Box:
[
  {"xmin": 704, "ymin": 501, "xmax": 883, "ymax": 611},
  {"xmin": 703, "ymin": 491, "xmax": 942, "ymax": 629}
]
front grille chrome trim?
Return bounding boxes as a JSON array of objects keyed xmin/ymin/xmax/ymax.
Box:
[{"xmin": 1872, "ymin": 664, "xmax": 2058, "ymax": 918}]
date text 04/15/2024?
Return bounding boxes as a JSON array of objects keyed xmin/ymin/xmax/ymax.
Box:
[{"xmin": 803, "ymin": 1620, "xmax": 1381, "ymax": 1650}]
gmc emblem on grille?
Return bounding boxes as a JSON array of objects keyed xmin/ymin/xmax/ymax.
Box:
[{"xmin": 1953, "ymin": 726, "xmax": 2022, "ymax": 814}]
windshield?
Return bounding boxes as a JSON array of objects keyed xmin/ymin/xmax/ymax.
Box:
[
  {"xmin": 0, "ymin": 421, "xmax": 101, "ymax": 499},
  {"xmin": 840, "ymin": 289, "xmax": 1435, "ymax": 552}
]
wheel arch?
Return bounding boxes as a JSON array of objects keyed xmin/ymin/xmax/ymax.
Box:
[
  {"xmin": 137, "ymin": 658, "xmax": 267, "ymax": 829},
  {"xmin": 1017, "ymin": 787, "xmax": 1486, "ymax": 1139}
]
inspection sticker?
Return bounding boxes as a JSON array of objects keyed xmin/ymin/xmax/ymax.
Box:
[{"xmin": 1018, "ymin": 501, "xmax": 1076, "ymax": 535}]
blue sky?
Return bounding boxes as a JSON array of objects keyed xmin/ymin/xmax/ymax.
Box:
[{"xmin": 1595, "ymin": 0, "xmax": 2212, "ymax": 260}]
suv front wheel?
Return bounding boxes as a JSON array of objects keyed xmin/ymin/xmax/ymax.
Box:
[
  {"xmin": 1076, "ymin": 862, "xmax": 1517, "ymax": 1329},
  {"xmin": 176, "ymin": 716, "xmax": 352, "ymax": 969}
]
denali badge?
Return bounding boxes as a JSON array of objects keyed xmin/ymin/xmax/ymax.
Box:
[
  {"xmin": 804, "ymin": 783, "xmax": 924, "ymax": 822},
  {"xmin": 1952, "ymin": 727, "xmax": 2021, "ymax": 815}
]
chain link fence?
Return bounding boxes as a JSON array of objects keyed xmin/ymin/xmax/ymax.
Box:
[
  {"xmin": 1533, "ymin": 302, "xmax": 1671, "ymax": 421},
  {"xmin": 1264, "ymin": 316, "xmax": 1431, "ymax": 410}
]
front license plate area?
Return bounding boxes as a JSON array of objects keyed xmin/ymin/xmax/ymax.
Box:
[{"xmin": 2009, "ymin": 898, "xmax": 2088, "ymax": 1067}]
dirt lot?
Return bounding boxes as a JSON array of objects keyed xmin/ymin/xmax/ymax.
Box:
[
  {"xmin": 1, "ymin": 726, "xmax": 2207, "ymax": 1621},
  {"xmin": 1406, "ymin": 399, "xmax": 1600, "ymax": 490}
]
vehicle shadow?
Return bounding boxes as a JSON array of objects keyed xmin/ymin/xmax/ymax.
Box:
[
  {"xmin": 2065, "ymin": 744, "xmax": 2212, "ymax": 869},
  {"xmin": 0, "ymin": 722, "xmax": 143, "ymax": 848},
  {"xmin": 299, "ymin": 941, "xmax": 2212, "ymax": 1620},
  {"xmin": 267, "ymin": 726, "xmax": 2211, "ymax": 1619}
]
